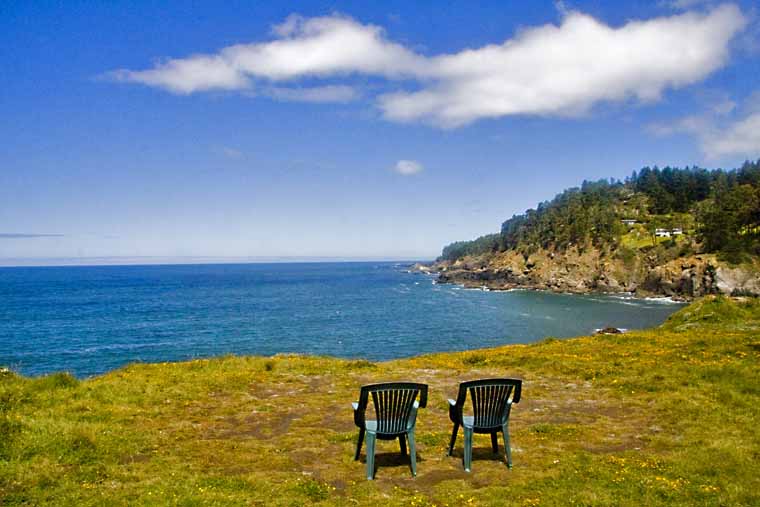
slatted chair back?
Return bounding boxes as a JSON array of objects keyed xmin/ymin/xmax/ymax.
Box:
[
  {"xmin": 356, "ymin": 382, "xmax": 428, "ymax": 434},
  {"xmin": 457, "ymin": 379, "xmax": 521, "ymax": 429}
]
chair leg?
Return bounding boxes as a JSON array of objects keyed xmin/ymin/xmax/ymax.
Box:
[
  {"xmin": 502, "ymin": 423, "xmax": 513, "ymax": 469},
  {"xmin": 447, "ymin": 423, "xmax": 459, "ymax": 456},
  {"xmin": 399, "ymin": 434, "xmax": 407, "ymax": 456},
  {"xmin": 407, "ymin": 430, "xmax": 417, "ymax": 477},
  {"xmin": 365, "ymin": 432, "xmax": 377, "ymax": 480},
  {"xmin": 491, "ymin": 432, "xmax": 499, "ymax": 454},
  {"xmin": 463, "ymin": 427, "xmax": 473, "ymax": 472},
  {"xmin": 354, "ymin": 427, "xmax": 365, "ymax": 461}
]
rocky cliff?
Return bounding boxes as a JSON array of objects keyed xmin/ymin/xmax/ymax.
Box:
[{"xmin": 422, "ymin": 249, "xmax": 760, "ymax": 300}]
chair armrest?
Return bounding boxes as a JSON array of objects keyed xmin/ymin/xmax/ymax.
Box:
[
  {"xmin": 448, "ymin": 398, "xmax": 460, "ymax": 424},
  {"xmin": 500, "ymin": 400, "xmax": 514, "ymax": 423},
  {"xmin": 407, "ymin": 400, "xmax": 420, "ymax": 430},
  {"xmin": 352, "ymin": 402, "xmax": 364, "ymax": 428}
]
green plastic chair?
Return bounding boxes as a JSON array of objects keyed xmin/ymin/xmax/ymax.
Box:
[
  {"xmin": 447, "ymin": 378, "xmax": 522, "ymax": 472},
  {"xmin": 352, "ymin": 382, "xmax": 428, "ymax": 480}
]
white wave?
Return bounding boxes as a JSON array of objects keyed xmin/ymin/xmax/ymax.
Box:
[
  {"xmin": 77, "ymin": 341, "xmax": 177, "ymax": 354},
  {"xmin": 642, "ymin": 296, "xmax": 684, "ymax": 304}
]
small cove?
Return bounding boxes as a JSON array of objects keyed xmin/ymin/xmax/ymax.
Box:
[{"xmin": 0, "ymin": 262, "xmax": 683, "ymax": 377}]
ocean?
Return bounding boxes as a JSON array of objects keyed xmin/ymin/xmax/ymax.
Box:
[{"xmin": 0, "ymin": 262, "xmax": 683, "ymax": 377}]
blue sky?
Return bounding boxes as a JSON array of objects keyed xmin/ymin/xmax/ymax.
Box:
[{"xmin": 2, "ymin": 0, "xmax": 759, "ymax": 264}]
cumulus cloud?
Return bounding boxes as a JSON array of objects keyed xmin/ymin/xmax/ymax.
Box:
[
  {"xmin": 109, "ymin": 56, "xmax": 249, "ymax": 94},
  {"xmin": 109, "ymin": 14, "xmax": 423, "ymax": 95},
  {"xmin": 393, "ymin": 160, "xmax": 424, "ymax": 175},
  {"xmin": 380, "ymin": 4, "xmax": 746, "ymax": 126},
  {"xmin": 109, "ymin": 5, "xmax": 747, "ymax": 126}
]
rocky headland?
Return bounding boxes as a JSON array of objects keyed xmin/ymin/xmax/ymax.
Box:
[{"xmin": 426, "ymin": 162, "xmax": 760, "ymax": 300}]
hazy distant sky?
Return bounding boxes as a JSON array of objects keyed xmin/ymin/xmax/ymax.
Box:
[{"xmin": 2, "ymin": 1, "xmax": 759, "ymax": 264}]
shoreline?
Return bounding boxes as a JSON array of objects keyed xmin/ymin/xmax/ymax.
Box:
[
  {"xmin": 438, "ymin": 279, "xmax": 687, "ymax": 303},
  {"xmin": 410, "ymin": 253, "xmax": 760, "ymax": 301},
  {"xmin": 409, "ymin": 263, "xmax": 691, "ymax": 302}
]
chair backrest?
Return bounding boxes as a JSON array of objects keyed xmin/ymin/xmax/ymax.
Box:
[
  {"xmin": 456, "ymin": 378, "xmax": 522, "ymax": 428},
  {"xmin": 356, "ymin": 382, "xmax": 428, "ymax": 434}
]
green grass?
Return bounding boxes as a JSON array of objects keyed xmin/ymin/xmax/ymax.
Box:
[
  {"xmin": 1, "ymin": 296, "xmax": 759, "ymax": 506},
  {"xmin": 619, "ymin": 230, "xmax": 688, "ymax": 250}
]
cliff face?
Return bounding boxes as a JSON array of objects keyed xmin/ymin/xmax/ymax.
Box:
[{"xmin": 429, "ymin": 249, "xmax": 760, "ymax": 300}]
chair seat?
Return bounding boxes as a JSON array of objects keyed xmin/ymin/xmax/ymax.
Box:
[
  {"xmin": 462, "ymin": 416, "xmax": 502, "ymax": 433},
  {"xmin": 365, "ymin": 420, "xmax": 408, "ymax": 437}
]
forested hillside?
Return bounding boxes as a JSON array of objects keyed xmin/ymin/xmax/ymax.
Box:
[{"xmin": 440, "ymin": 160, "xmax": 760, "ymax": 264}]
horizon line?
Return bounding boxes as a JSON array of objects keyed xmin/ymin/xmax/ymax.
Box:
[{"xmin": 0, "ymin": 255, "xmax": 436, "ymax": 268}]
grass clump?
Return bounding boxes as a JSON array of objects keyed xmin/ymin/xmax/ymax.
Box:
[
  {"xmin": 292, "ymin": 477, "xmax": 333, "ymax": 502},
  {"xmin": 662, "ymin": 295, "xmax": 760, "ymax": 330},
  {"xmin": 0, "ymin": 297, "xmax": 759, "ymax": 506},
  {"xmin": 462, "ymin": 353, "xmax": 489, "ymax": 366}
]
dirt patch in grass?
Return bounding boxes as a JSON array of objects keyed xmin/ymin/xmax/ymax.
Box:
[{"xmin": 207, "ymin": 411, "xmax": 300, "ymax": 440}]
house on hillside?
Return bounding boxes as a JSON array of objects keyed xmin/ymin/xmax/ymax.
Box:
[
  {"xmin": 654, "ymin": 228, "xmax": 684, "ymax": 238},
  {"xmin": 621, "ymin": 219, "xmax": 638, "ymax": 226},
  {"xmin": 655, "ymin": 228, "xmax": 671, "ymax": 238}
]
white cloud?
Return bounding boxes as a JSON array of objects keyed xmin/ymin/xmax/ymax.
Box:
[
  {"xmin": 110, "ymin": 55, "xmax": 249, "ymax": 94},
  {"xmin": 702, "ymin": 112, "xmax": 760, "ymax": 159},
  {"xmin": 380, "ymin": 4, "xmax": 746, "ymax": 126},
  {"xmin": 648, "ymin": 114, "xmax": 709, "ymax": 137},
  {"xmin": 231, "ymin": 14, "xmax": 425, "ymax": 79},
  {"xmin": 743, "ymin": 90, "xmax": 760, "ymax": 114},
  {"xmin": 711, "ymin": 98, "xmax": 737, "ymax": 115},
  {"xmin": 0, "ymin": 233, "xmax": 64, "ymax": 239},
  {"xmin": 215, "ymin": 146, "xmax": 244, "ymax": 159},
  {"xmin": 393, "ymin": 160, "xmax": 424, "ymax": 175},
  {"xmin": 661, "ymin": 0, "xmax": 715, "ymax": 9},
  {"xmin": 265, "ymin": 85, "xmax": 359, "ymax": 103},
  {"xmin": 109, "ymin": 14, "xmax": 424, "ymax": 95},
  {"xmin": 109, "ymin": 5, "xmax": 747, "ymax": 127},
  {"xmin": 649, "ymin": 93, "xmax": 760, "ymax": 160}
]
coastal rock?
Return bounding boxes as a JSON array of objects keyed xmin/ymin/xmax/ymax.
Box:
[
  {"xmin": 409, "ymin": 262, "xmax": 434, "ymax": 274},
  {"xmin": 640, "ymin": 257, "xmax": 716, "ymax": 298},
  {"xmin": 715, "ymin": 266, "xmax": 760, "ymax": 296},
  {"xmin": 434, "ymin": 248, "xmax": 760, "ymax": 300}
]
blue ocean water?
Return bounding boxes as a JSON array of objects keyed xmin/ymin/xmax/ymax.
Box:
[{"xmin": 0, "ymin": 262, "xmax": 683, "ymax": 377}]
